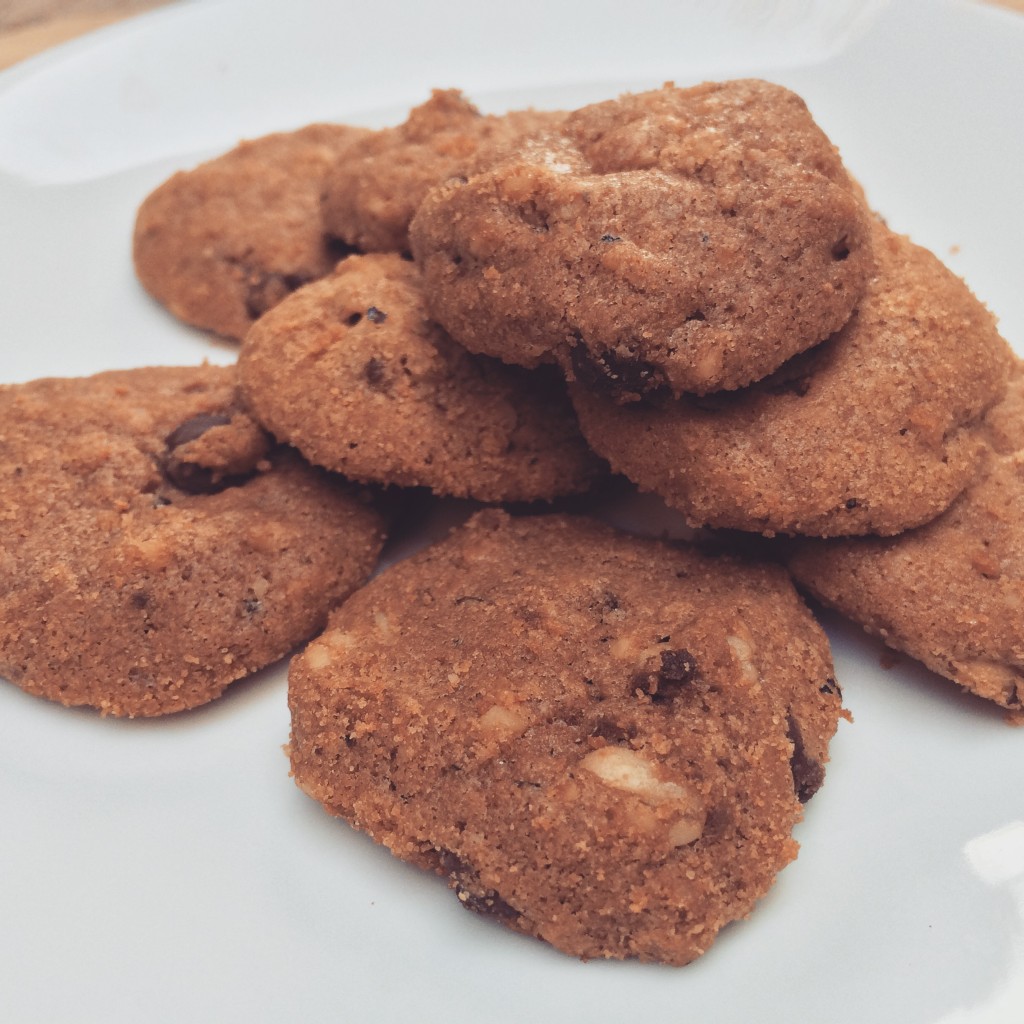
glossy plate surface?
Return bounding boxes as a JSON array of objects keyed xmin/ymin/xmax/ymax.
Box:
[{"xmin": 1, "ymin": 2, "xmax": 1022, "ymax": 1021}]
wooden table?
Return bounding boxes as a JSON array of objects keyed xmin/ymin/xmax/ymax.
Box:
[{"xmin": 1, "ymin": 0, "xmax": 1022, "ymax": 72}]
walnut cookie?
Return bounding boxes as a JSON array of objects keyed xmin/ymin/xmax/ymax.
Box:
[
  {"xmin": 572, "ymin": 222, "xmax": 1013, "ymax": 537},
  {"xmin": 133, "ymin": 124, "xmax": 369, "ymax": 341},
  {"xmin": 238, "ymin": 252, "xmax": 601, "ymax": 502},
  {"xmin": 410, "ymin": 79, "xmax": 874, "ymax": 399},
  {"xmin": 788, "ymin": 362, "xmax": 1024, "ymax": 713},
  {"xmin": 289, "ymin": 511, "xmax": 846, "ymax": 965},
  {"xmin": 322, "ymin": 89, "xmax": 564, "ymax": 254},
  {"xmin": 0, "ymin": 365, "xmax": 385, "ymax": 717}
]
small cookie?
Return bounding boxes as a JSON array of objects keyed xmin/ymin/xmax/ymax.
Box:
[
  {"xmin": 572, "ymin": 222, "xmax": 1013, "ymax": 536},
  {"xmin": 238, "ymin": 253, "xmax": 601, "ymax": 502},
  {"xmin": 788, "ymin": 364, "xmax": 1024, "ymax": 711},
  {"xmin": 289, "ymin": 510, "xmax": 844, "ymax": 964},
  {"xmin": 0, "ymin": 365, "xmax": 385, "ymax": 717},
  {"xmin": 410, "ymin": 79, "xmax": 873, "ymax": 398},
  {"xmin": 133, "ymin": 124, "xmax": 369, "ymax": 341},
  {"xmin": 321, "ymin": 90, "xmax": 563, "ymax": 254}
]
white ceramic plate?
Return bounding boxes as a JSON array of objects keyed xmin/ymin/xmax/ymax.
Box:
[{"xmin": 1, "ymin": 1, "xmax": 1022, "ymax": 1021}]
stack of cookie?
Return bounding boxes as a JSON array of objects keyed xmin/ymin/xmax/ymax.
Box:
[{"xmin": 2, "ymin": 78, "xmax": 1018, "ymax": 967}]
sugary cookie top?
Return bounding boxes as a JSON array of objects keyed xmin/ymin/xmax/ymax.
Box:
[
  {"xmin": 789, "ymin": 363, "xmax": 1024, "ymax": 710},
  {"xmin": 410, "ymin": 79, "xmax": 874, "ymax": 398},
  {"xmin": 238, "ymin": 252, "xmax": 601, "ymax": 501},
  {"xmin": 289, "ymin": 511, "xmax": 843, "ymax": 964},
  {"xmin": 322, "ymin": 89, "xmax": 564, "ymax": 253},
  {"xmin": 0, "ymin": 365, "xmax": 385, "ymax": 716},
  {"xmin": 133, "ymin": 123, "xmax": 369, "ymax": 340},
  {"xmin": 572, "ymin": 221, "xmax": 1013, "ymax": 536}
]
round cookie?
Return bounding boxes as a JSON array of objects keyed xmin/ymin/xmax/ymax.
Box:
[
  {"xmin": 409, "ymin": 79, "xmax": 874, "ymax": 399},
  {"xmin": 0, "ymin": 365, "xmax": 385, "ymax": 717},
  {"xmin": 321, "ymin": 89, "xmax": 563, "ymax": 254},
  {"xmin": 238, "ymin": 252, "xmax": 602, "ymax": 502},
  {"xmin": 289, "ymin": 510, "xmax": 845, "ymax": 965},
  {"xmin": 133, "ymin": 123, "xmax": 370, "ymax": 341},
  {"xmin": 571, "ymin": 222, "xmax": 1013, "ymax": 536},
  {"xmin": 788, "ymin": 363, "xmax": 1024, "ymax": 711}
]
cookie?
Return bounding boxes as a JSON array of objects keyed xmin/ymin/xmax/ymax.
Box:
[
  {"xmin": 238, "ymin": 252, "xmax": 601, "ymax": 502},
  {"xmin": 289, "ymin": 510, "xmax": 845, "ymax": 964},
  {"xmin": 571, "ymin": 222, "xmax": 1013, "ymax": 536},
  {"xmin": 788, "ymin": 364, "xmax": 1024, "ymax": 711},
  {"xmin": 409, "ymin": 79, "xmax": 874, "ymax": 399},
  {"xmin": 133, "ymin": 123, "xmax": 369, "ymax": 341},
  {"xmin": 321, "ymin": 89, "xmax": 563, "ymax": 254},
  {"xmin": 0, "ymin": 365, "xmax": 385, "ymax": 717}
]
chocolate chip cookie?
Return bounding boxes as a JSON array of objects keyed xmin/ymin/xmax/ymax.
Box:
[
  {"xmin": 238, "ymin": 253, "xmax": 601, "ymax": 502},
  {"xmin": 572, "ymin": 222, "xmax": 1012, "ymax": 536},
  {"xmin": 788, "ymin": 363, "xmax": 1024, "ymax": 711},
  {"xmin": 133, "ymin": 123, "xmax": 369, "ymax": 341},
  {"xmin": 0, "ymin": 365, "xmax": 385, "ymax": 717},
  {"xmin": 321, "ymin": 89, "xmax": 563, "ymax": 254},
  {"xmin": 289, "ymin": 510, "xmax": 845, "ymax": 964},
  {"xmin": 410, "ymin": 79, "xmax": 874, "ymax": 399}
]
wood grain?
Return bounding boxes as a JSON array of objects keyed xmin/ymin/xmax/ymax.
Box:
[
  {"xmin": 0, "ymin": 1, "xmax": 171, "ymax": 70},
  {"xmin": 0, "ymin": 0, "xmax": 1021, "ymax": 72}
]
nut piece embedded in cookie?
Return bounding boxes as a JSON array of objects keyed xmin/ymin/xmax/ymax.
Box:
[
  {"xmin": 0, "ymin": 365, "xmax": 386, "ymax": 716},
  {"xmin": 410, "ymin": 79, "xmax": 874, "ymax": 399},
  {"xmin": 288, "ymin": 510, "xmax": 846, "ymax": 964}
]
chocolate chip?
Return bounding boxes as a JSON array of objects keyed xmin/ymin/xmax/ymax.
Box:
[
  {"xmin": 242, "ymin": 595, "xmax": 262, "ymax": 616},
  {"xmin": 600, "ymin": 233, "xmax": 621, "ymax": 242},
  {"xmin": 456, "ymin": 887, "xmax": 520, "ymax": 922},
  {"xmin": 590, "ymin": 718, "xmax": 633, "ymax": 744},
  {"xmin": 787, "ymin": 713, "xmax": 825, "ymax": 803},
  {"xmin": 684, "ymin": 310, "xmax": 706, "ymax": 322},
  {"xmin": 819, "ymin": 676, "xmax": 842, "ymax": 698},
  {"xmin": 432, "ymin": 849, "xmax": 520, "ymax": 923},
  {"xmin": 845, "ymin": 498, "xmax": 860, "ymax": 510},
  {"xmin": 660, "ymin": 649, "xmax": 698, "ymax": 684},
  {"xmin": 637, "ymin": 648, "xmax": 698, "ymax": 703},
  {"xmin": 363, "ymin": 356, "xmax": 388, "ymax": 391},
  {"xmin": 568, "ymin": 340, "xmax": 665, "ymax": 400},
  {"xmin": 651, "ymin": 647, "xmax": 700, "ymax": 704},
  {"xmin": 165, "ymin": 413, "xmax": 232, "ymax": 451},
  {"xmin": 831, "ymin": 237, "xmax": 850, "ymax": 261},
  {"xmin": 345, "ymin": 312, "xmax": 363, "ymax": 327},
  {"xmin": 366, "ymin": 306, "xmax": 388, "ymax": 323},
  {"xmin": 162, "ymin": 413, "xmax": 258, "ymax": 495},
  {"xmin": 129, "ymin": 591, "xmax": 149, "ymax": 610}
]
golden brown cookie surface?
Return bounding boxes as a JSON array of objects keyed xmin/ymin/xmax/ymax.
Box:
[
  {"xmin": 788, "ymin": 365, "xmax": 1024, "ymax": 710},
  {"xmin": 572, "ymin": 223, "xmax": 1013, "ymax": 536},
  {"xmin": 238, "ymin": 253, "xmax": 601, "ymax": 502},
  {"xmin": 133, "ymin": 124, "xmax": 369, "ymax": 341},
  {"xmin": 321, "ymin": 90, "xmax": 564, "ymax": 254},
  {"xmin": 410, "ymin": 80, "xmax": 873, "ymax": 398},
  {"xmin": 289, "ymin": 511, "xmax": 844, "ymax": 964},
  {"xmin": 0, "ymin": 365, "xmax": 385, "ymax": 717}
]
